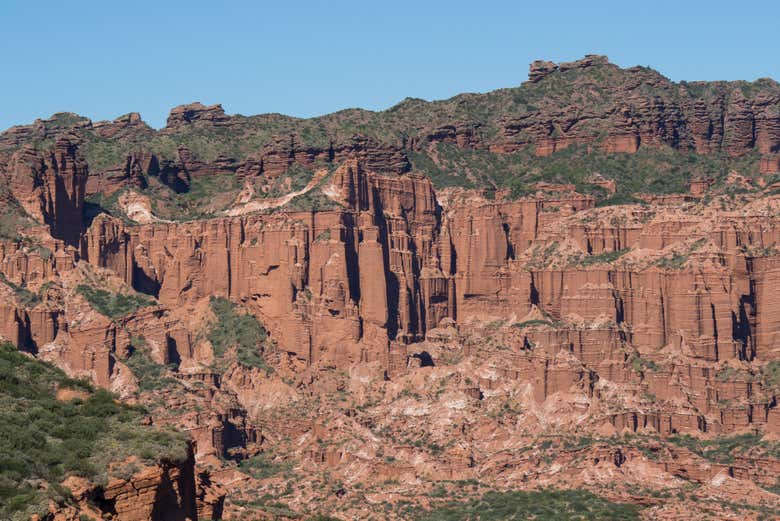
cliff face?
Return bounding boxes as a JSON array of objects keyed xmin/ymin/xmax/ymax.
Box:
[
  {"xmin": 78, "ymin": 165, "xmax": 588, "ymax": 368},
  {"xmin": 4, "ymin": 56, "xmax": 779, "ymax": 201},
  {"xmin": 1, "ymin": 59, "xmax": 780, "ymax": 519},
  {"xmin": 3, "ymin": 136, "xmax": 87, "ymax": 245},
  {"xmin": 81, "ymin": 162, "xmax": 439, "ymax": 366},
  {"xmin": 0, "ymin": 159, "xmax": 772, "ymax": 440},
  {"xmin": 57, "ymin": 446, "xmax": 222, "ymax": 521},
  {"xmin": 494, "ymin": 56, "xmax": 780, "ymax": 160}
]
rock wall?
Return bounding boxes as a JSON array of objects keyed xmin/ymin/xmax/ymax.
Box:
[
  {"xmin": 0, "ymin": 146, "xmax": 778, "ymax": 440},
  {"xmin": 49, "ymin": 167, "xmax": 777, "ymax": 369},
  {"xmin": 491, "ymin": 56, "xmax": 780, "ymax": 161},
  {"xmin": 81, "ymin": 163, "xmax": 441, "ymax": 365},
  {"xmin": 4, "ymin": 136, "xmax": 87, "ymax": 245},
  {"xmin": 60, "ymin": 444, "xmax": 222, "ymax": 521}
]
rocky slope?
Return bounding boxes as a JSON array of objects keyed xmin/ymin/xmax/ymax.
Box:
[
  {"xmin": 3, "ymin": 55, "xmax": 779, "ymax": 196},
  {"xmin": 0, "ymin": 341, "xmax": 221, "ymax": 521},
  {"xmin": 0, "ymin": 57, "xmax": 779, "ymax": 519}
]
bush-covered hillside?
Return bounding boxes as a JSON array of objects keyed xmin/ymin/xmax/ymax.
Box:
[
  {"xmin": 416, "ymin": 489, "xmax": 642, "ymax": 520},
  {"xmin": 0, "ymin": 342, "xmax": 187, "ymax": 521}
]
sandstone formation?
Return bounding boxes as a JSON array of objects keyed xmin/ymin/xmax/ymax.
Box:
[
  {"xmin": 165, "ymin": 102, "xmax": 231, "ymax": 128},
  {"xmin": 57, "ymin": 446, "xmax": 223, "ymax": 521},
  {"xmin": 3, "ymin": 55, "xmax": 775, "ymax": 197},
  {"xmin": 1, "ymin": 58, "xmax": 779, "ymax": 519},
  {"xmin": 491, "ymin": 57, "xmax": 780, "ymax": 158},
  {"xmin": 1, "ymin": 152, "xmax": 778, "ymax": 517},
  {"xmin": 4, "ymin": 136, "xmax": 87, "ymax": 245}
]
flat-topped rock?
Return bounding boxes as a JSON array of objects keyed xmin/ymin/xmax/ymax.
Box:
[{"xmin": 166, "ymin": 102, "xmax": 230, "ymax": 127}]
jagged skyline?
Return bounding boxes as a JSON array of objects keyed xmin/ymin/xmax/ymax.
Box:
[
  {"xmin": 2, "ymin": 4, "xmax": 780, "ymax": 519},
  {"xmin": 2, "ymin": 0, "xmax": 778, "ymax": 129}
]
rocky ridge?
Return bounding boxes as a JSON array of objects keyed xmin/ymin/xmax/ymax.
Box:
[{"xmin": 0, "ymin": 57, "xmax": 779, "ymax": 519}]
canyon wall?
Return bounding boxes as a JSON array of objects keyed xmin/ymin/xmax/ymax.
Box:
[
  {"xmin": 58, "ymin": 445, "xmax": 222, "ymax": 521},
  {"xmin": 2, "ymin": 154, "xmax": 777, "ymax": 438},
  {"xmin": 2, "ymin": 136, "xmax": 87, "ymax": 245},
  {"xmin": 5, "ymin": 56, "xmax": 780, "ymax": 203},
  {"xmin": 2, "ymin": 56, "xmax": 779, "ymax": 520}
]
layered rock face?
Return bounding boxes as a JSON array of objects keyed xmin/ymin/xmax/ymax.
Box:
[
  {"xmin": 0, "ymin": 113, "xmax": 92, "ymax": 149},
  {"xmin": 74, "ymin": 165, "xmax": 594, "ymax": 371},
  {"xmin": 84, "ymin": 148, "xmax": 157, "ymax": 194},
  {"xmin": 59, "ymin": 446, "xmax": 222, "ymax": 521},
  {"xmin": 13, "ymin": 164, "xmax": 774, "ymax": 443},
  {"xmin": 3, "ymin": 156, "xmax": 778, "ymax": 439},
  {"xmin": 4, "ymin": 136, "xmax": 87, "ymax": 245},
  {"xmin": 82, "ymin": 162, "xmax": 439, "ymax": 366},
  {"xmin": 5, "ymin": 56, "xmax": 777, "ymax": 201},
  {"xmin": 251, "ymin": 133, "xmax": 412, "ymax": 179},
  {"xmin": 165, "ymin": 102, "xmax": 231, "ymax": 128},
  {"xmin": 1, "ymin": 59, "xmax": 780, "ymax": 519},
  {"xmin": 493, "ymin": 56, "xmax": 780, "ymax": 160}
]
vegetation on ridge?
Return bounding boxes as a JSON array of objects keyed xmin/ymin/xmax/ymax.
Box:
[
  {"xmin": 124, "ymin": 336, "xmax": 181, "ymax": 393},
  {"xmin": 0, "ymin": 342, "xmax": 187, "ymax": 521},
  {"xmin": 208, "ymin": 297, "xmax": 271, "ymax": 371},
  {"xmin": 2, "ymin": 57, "xmax": 774, "ymax": 205},
  {"xmin": 76, "ymin": 284, "xmax": 155, "ymax": 318},
  {"xmin": 412, "ymin": 142, "xmax": 760, "ymax": 198},
  {"xmin": 416, "ymin": 489, "xmax": 642, "ymax": 520}
]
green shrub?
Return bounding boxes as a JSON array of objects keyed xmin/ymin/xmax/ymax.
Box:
[
  {"xmin": 76, "ymin": 285, "xmax": 154, "ymax": 318},
  {"xmin": 513, "ymin": 319, "xmax": 554, "ymax": 328},
  {"xmin": 668, "ymin": 433, "xmax": 773, "ymax": 464},
  {"xmin": 0, "ymin": 272, "xmax": 39, "ymax": 307},
  {"xmin": 208, "ymin": 297, "xmax": 270, "ymax": 370},
  {"xmin": 630, "ymin": 355, "xmax": 659, "ymax": 374},
  {"xmin": 315, "ymin": 229, "xmax": 332, "ymax": 242},
  {"xmin": 84, "ymin": 189, "xmax": 130, "ymax": 223},
  {"xmin": 716, "ymin": 366, "xmax": 740, "ymax": 382},
  {"xmin": 573, "ymin": 248, "xmax": 630, "ymax": 267},
  {"xmin": 762, "ymin": 361, "xmax": 780, "ymax": 391},
  {"xmin": 0, "ymin": 203, "xmax": 34, "ymax": 241},
  {"xmin": 410, "ymin": 141, "xmax": 758, "ymax": 201},
  {"xmin": 417, "ymin": 488, "xmax": 642, "ymax": 520},
  {"xmin": 525, "ymin": 242, "xmax": 561, "ymax": 270},
  {"xmin": 124, "ymin": 337, "xmax": 180, "ymax": 392},
  {"xmin": 655, "ymin": 252, "xmax": 688, "ymax": 270},
  {"xmin": 0, "ymin": 342, "xmax": 187, "ymax": 520},
  {"xmin": 237, "ymin": 452, "xmax": 292, "ymax": 480}
]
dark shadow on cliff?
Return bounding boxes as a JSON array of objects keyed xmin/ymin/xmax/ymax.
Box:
[{"xmin": 412, "ymin": 351, "xmax": 435, "ymax": 367}]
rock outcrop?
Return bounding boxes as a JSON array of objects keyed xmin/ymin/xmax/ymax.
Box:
[
  {"xmin": 5, "ymin": 136, "xmax": 87, "ymax": 245},
  {"xmin": 1, "ymin": 57, "xmax": 779, "ymax": 520},
  {"xmin": 60, "ymin": 445, "xmax": 223, "ymax": 521},
  {"xmin": 92, "ymin": 112, "xmax": 151, "ymax": 139},
  {"xmin": 484, "ymin": 56, "xmax": 780, "ymax": 158},
  {"xmin": 0, "ymin": 165, "xmax": 743, "ymax": 441},
  {"xmin": 241, "ymin": 134, "xmax": 411, "ymax": 180},
  {"xmin": 3, "ymin": 57, "xmax": 780, "ymax": 185},
  {"xmin": 2, "ymin": 159, "xmax": 777, "ymax": 440},
  {"xmin": 166, "ymin": 102, "xmax": 231, "ymax": 128}
]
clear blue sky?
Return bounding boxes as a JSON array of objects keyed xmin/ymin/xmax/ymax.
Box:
[{"xmin": 1, "ymin": 0, "xmax": 778, "ymax": 130}]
